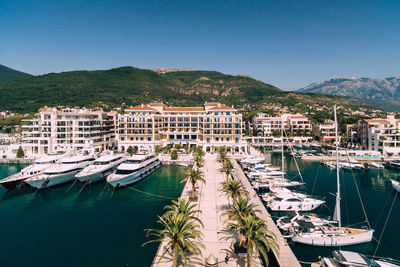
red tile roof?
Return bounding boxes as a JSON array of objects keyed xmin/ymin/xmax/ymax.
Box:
[
  {"xmin": 208, "ymin": 104, "xmax": 236, "ymax": 110},
  {"xmin": 164, "ymin": 107, "xmax": 204, "ymax": 112},
  {"xmin": 125, "ymin": 104, "xmax": 156, "ymax": 111}
]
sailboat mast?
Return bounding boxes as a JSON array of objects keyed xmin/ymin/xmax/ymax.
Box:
[
  {"xmin": 281, "ymin": 118, "xmax": 285, "ymax": 179},
  {"xmin": 334, "ymin": 105, "xmax": 341, "ymax": 229}
]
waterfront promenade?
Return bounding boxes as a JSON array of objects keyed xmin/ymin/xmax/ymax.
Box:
[
  {"xmin": 152, "ymin": 151, "xmax": 300, "ymax": 267},
  {"xmin": 152, "ymin": 154, "xmax": 262, "ymax": 266}
]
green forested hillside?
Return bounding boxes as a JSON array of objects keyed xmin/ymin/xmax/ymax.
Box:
[
  {"xmin": 0, "ymin": 64, "xmax": 31, "ymax": 83},
  {"xmin": 0, "ymin": 66, "xmax": 358, "ymax": 113}
]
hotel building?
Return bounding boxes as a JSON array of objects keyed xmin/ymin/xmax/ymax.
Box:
[
  {"xmin": 360, "ymin": 114, "xmax": 400, "ymax": 156},
  {"xmin": 21, "ymin": 107, "xmax": 117, "ymax": 155},
  {"xmin": 253, "ymin": 113, "xmax": 311, "ymax": 136},
  {"xmin": 117, "ymin": 102, "xmax": 247, "ymax": 153}
]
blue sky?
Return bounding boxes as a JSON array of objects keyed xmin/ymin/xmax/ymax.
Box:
[{"xmin": 1, "ymin": 0, "xmax": 399, "ymax": 90}]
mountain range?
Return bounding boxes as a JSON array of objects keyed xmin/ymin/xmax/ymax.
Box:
[
  {"xmin": 0, "ymin": 65, "xmax": 356, "ymax": 113},
  {"xmin": 298, "ymin": 77, "xmax": 400, "ymax": 111},
  {"xmin": 0, "ymin": 64, "xmax": 31, "ymax": 84}
]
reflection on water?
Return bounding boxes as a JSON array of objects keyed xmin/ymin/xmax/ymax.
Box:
[
  {"xmin": 0, "ymin": 164, "xmax": 187, "ymax": 267},
  {"xmin": 266, "ymin": 152, "xmax": 400, "ymax": 263}
]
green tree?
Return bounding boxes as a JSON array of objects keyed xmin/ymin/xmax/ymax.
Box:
[
  {"xmin": 225, "ymin": 215, "xmax": 279, "ymax": 267},
  {"xmin": 154, "ymin": 145, "xmax": 162, "ymax": 154},
  {"xmin": 220, "ymin": 160, "xmax": 234, "ymax": 183},
  {"xmin": 171, "ymin": 149, "xmax": 178, "ymax": 160},
  {"xmin": 143, "ymin": 213, "xmax": 204, "ymax": 267},
  {"xmin": 180, "ymin": 168, "xmax": 206, "ymax": 199},
  {"xmin": 164, "ymin": 198, "xmax": 204, "ymax": 227},
  {"xmin": 127, "ymin": 146, "xmax": 135, "ymax": 156},
  {"xmin": 220, "ymin": 180, "xmax": 248, "ymax": 204},
  {"xmin": 193, "ymin": 154, "xmax": 204, "ymax": 170},
  {"xmin": 16, "ymin": 146, "xmax": 24, "ymax": 158},
  {"xmin": 222, "ymin": 196, "xmax": 259, "ymax": 222},
  {"xmin": 217, "ymin": 149, "xmax": 228, "ymax": 165}
]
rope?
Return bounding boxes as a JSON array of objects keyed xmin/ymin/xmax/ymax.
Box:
[
  {"xmin": 311, "ymin": 160, "xmax": 322, "ymax": 195},
  {"xmin": 344, "ymin": 220, "xmax": 368, "ymax": 228},
  {"xmin": 66, "ymin": 178, "xmax": 78, "ymax": 192},
  {"xmin": 341, "ymin": 169, "xmax": 350, "ymax": 226},
  {"xmin": 298, "ymin": 260, "xmax": 319, "ymax": 265},
  {"xmin": 373, "ymin": 189, "xmax": 398, "ymax": 258},
  {"xmin": 283, "ymin": 129, "xmax": 304, "ymax": 183},
  {"xmin": 373, "ymin": 190, "xmax": 393, "ymax": 229},
  {"xmin": 121, "ymin": 184, "xmax": 178, "ymax": 200},
  {"xmin": 345, "ymin": 150, "xmax": 371, "ymax": 229}
]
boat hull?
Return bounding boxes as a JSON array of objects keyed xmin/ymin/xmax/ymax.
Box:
[
  {"xmin": 76, "ymin": 167, "xmax": 115, "ymax": 183},
  {"xmin": 26, "ymin": 170, "xmax": 80, "ymax": 189},
  {"xmin": 292, "ymin": 228, "xmax": 374, "ymax": 246},
  {"xmin": 268, "ymin": 201, "xmax": 324, "ymax": 211},
  {"xmin": 107, "ymin": 160, "xmax": 161, "ymax": 188}
]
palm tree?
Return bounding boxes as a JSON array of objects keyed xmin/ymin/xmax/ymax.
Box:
[
  {"xmin": 195, "ymin": 146, "xmax": 205, "ymax": 157},
  {"xmin": 225, "ymin": 215, "xmax": 279, "ymax": 267},
  {"xmin": 143, "ymin": 213, "xmax": 204, "ymax": 267},
  {"xmin": 193, "ymin": 154, "xmax": 204, "ymax": 170},
  {"xmin": 180, "ymin": 168, "xmax": 206, "ymax": 199},
  {"xmin": 217, "ymin": 149, "xmax": 228, "ymax": 165},
  {"xmin": 220, "ymin": 160, "xmax": 233, "ymax": 183},
  {"xmin": 220, "ymin": 180, "xmax": 248, "ymax": 204},
  {"xmin": 222, "ymin": 196, "xmax": 259, "ymax": 222},
  {"xmin": 164, "ymin": 198, "xmax": 204, "ymax": 227}
]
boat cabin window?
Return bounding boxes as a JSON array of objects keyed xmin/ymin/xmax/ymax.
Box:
[
  {"xmin": 36, "ymin": 161, "xmax": 53, "ymax": 164},
  {"xmin": 94, "ymin": 161, "xmax": 110, "ymax": 165},
  {"xmin": 287, "ymin": 198, "xmax": 301, "ymax": 202}
]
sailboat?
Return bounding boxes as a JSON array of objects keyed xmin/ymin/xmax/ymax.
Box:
[{"xmin": 291, "ymin": 105, "xmax": 374, "ymax": 246}]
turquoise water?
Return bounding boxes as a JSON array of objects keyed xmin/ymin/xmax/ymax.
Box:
[
  {"xmin": 265, "ymin": 152, "xmax": 400, "ymax": 264},
  {"xmin": 0, "ymin": 164, "xmax": 187, "ymax": 267}
]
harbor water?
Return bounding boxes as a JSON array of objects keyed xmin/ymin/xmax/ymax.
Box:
[
  {"xmin": 0, "ymin": 164, "xmax": 187, "ymax": 267},
  {"xmin": 265, "ymin": 152, "xmax": 400, "ymax": 264}
]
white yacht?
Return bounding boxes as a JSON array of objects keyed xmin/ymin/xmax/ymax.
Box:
[
  {"xmin": 253, "ymin": 179, "xmax": 304, "ymax": 190},
  {"xmin": 107, "ymin": 154, "xmax": 161, "ymax": 188},
  {"xmin": 290, "ymin": 105, "xmax": 374, "ymax": 247},
  {"xmin": 248, "ymin": 170, "xmax": 286, "ymax": 179},
  {"xmin": 0, "ymin": 153, "xmax": 68, "ymax": 189},
  {"xmin": 277, "ymin": 211, "xmax": 336, "ymax": 232},
  {"xmin": 391, "ymin": 180, "xmax": 400, "ymax": 192},
  {"xmin": 25, "ymin": 152, "xmax": 96, "ymax": 189},
  {"xmin": 339, "ymin": 159, "xmax": 364, "ymax": 170},
  {"xmin": 240, "ymin": 156, "xmax": 264, "ymax": 165},
  {"xmin": 318, "ymin": 250, "xmax": 400, "ymax": 267},
  {"xmin": 75, "ymin": 153, "xmax": 126, "ymax": 183},
  {"xmin": 264, "ymin": 187, "xmax": 325, "ymax": 211}
]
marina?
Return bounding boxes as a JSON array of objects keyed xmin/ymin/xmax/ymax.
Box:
[{"xmin": 0, "ymin": 164, "xmax": 187, "ymax": 267}]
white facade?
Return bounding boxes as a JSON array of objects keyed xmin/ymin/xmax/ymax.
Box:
[
  {"xmin": 118, "ymin": 102, "xmax": 247, "ymax": 154},
  {"xmin": 361, "ymin": 115, "xmax": 400, "ymax": 156},
  {"xmin": 21, "ymin": 107, "xmax": 117, "ymax": 155},
  {"xmin": 253, "ymin": 113, "xmax": 311, "ymax": 136}
]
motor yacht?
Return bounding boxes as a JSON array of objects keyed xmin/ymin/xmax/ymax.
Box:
[
  {"xmin": 0, "ymin": 153, "xmax": 68, "ymax": 189},
  {"xmin": 339, "ymin": 159, "xmax": 364, "ymax": 170},
  {"xmin": 391, "ymin": 180, "xmax": 400, "ymax": 193},
  {"xmin": 317, "ymin": 250, "xmax": 400, "ymax": 267},
  {"xmin": 25, "ymin": 152, "xmax": 96, "ymax": 189},
  {"xmin": 107, "ymin": 154, "xmax": 161, "ymax": 188},
  {"xmin": 385, "ymin": 160, "xmax": 400, "ymax": 171},
  {"xmin": 75, "ymin": 153, "xmax": 126, "ymax": 183},
  {"xmin": 264, "ymin": 187, "xmax": 325, "ymax": 211},
  {"xmin": 277, "ymin": 211, "xmax": 336, "ymax": 232}
]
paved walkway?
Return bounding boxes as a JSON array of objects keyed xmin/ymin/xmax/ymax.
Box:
[{"xmin": 152, "ymin": 155, "xmax": 261, "ymax": 267}]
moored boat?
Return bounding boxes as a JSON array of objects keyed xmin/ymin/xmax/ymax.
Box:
[
  {"xmin": 317, "ymin": 250, "xmax": 400, "ymax": 267},
  {"xmin": 75, "ymin": 152, "xmax": 126, "ymax": 183},
  {"xmin": 0, "ymin": 153, "xmax": 68, "ymax": 189},
  {"xmin": 107, "ymin": 154, "xmax": 161, "ymax": 188},
  {"xmin": 25, "ymin": 152, "xmax": 96, "ymax": 189}
]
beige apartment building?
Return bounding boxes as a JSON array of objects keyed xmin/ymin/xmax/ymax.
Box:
[
  {"xmin": 118, "ymin": 102, "xmax": 247, "ymax": 153},
  {"xmin": 253, "ymin": 113, "xmax": 311, "ymax": 136},
  {"xmin": 21, "ymin": 107, "xmax": 117, "ymax": 155}
]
